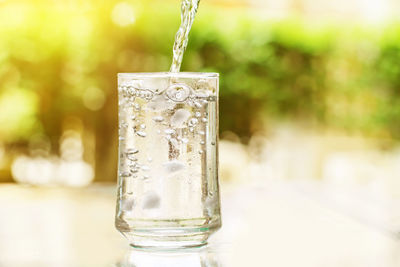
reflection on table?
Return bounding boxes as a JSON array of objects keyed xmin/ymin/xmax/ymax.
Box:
[{"xmin": 115, "ymin": 246, "xmax": 220, "ymax": 267}]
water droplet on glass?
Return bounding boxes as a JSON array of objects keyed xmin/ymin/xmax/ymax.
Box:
[
  {"xmin": 202, "ymin": 118, "xmax": 207, "ymax": 123},
  {"xmin": 130, "ymin": 163, "xmax": 140, "ymax": 173},
  {"xmin": 152, "ymin": 116, "xmax": 164, "ymax": 122},
  {"xmin": 140, "ymin": 124, "xmax": 146, "ymax": 129},
  {"xmin": 136, "ymin": 131, "xmax": 147, "ymax": 137},
  {"xmin": 171, "ymin": 109, "xmax": 191, "ymax": 128},
  {"xmin": 130, "ymin": 115, "xmax": 136, "ymax": 120},
  {"xmin": 200, "ymin": 141, "xmax": 205, "ymax": 145},
  {"xmin": 189, "ymin": 127, "xmax": 194, "ymax": 133},
  {"xmin": 199, "ymin": 150, "xmax": 204, "ymax": 154},
  {"xmin": 127, "ymin": 155, "xmax": 138, "ymax": 161},
  {"xmin": 126, "ymin": 148, "xmax": 139, "ymax": 155},
  {"xmin": 195, "ymin": 112, "xmax": 201, "ymax": 118},
  {"xmin": 120, "ymin": 171, "xmax": 131, "ymax": 177}
]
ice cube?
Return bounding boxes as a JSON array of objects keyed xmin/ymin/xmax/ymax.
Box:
[
  {"xmin": 121, "ymin": 197, "xmax": 135, "ymax": 211},
  {"xmin": 147, "ymin": 95, "xmax": 174, "ymax": 111},
  {"xmin": 171, "ymin": 109, "xmax": 191, "ymax": 128},
  {"xmin": 142, "ymin": 192, "xmax": 160, "ymax": 209}
]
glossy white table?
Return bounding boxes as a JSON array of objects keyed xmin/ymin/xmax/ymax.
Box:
[{"xmin": 0, "ymin": 180, "xmax": 399, "ymax": 267}]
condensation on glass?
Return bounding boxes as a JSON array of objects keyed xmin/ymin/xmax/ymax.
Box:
[{"xmin": 115, "ymin": 72, "xmax": 221, "ymax": 248}]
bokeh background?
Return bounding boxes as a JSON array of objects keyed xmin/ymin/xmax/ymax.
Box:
[
  {"xmin": 2, "ymin": 0, "xmax": 400, "ymax": 265},
  {"xmin": 2, "ymin": 0, "xmax": 400, "ymax": 186}
]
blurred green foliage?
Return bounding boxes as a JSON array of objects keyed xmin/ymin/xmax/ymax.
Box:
[{"xmin": 1, "ymin": 0, "xmax": 400, "ymax": 180}]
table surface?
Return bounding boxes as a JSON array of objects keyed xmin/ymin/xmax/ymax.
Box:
[{"xmin": 0, "ymin": 180, "xmax": 399, "ymax": 267}]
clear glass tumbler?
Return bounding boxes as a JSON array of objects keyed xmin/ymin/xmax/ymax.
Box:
[{"xmin": 115, "ymin": 72, "xmax": 221, "ymax": 248}]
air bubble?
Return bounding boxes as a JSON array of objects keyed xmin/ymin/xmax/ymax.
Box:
[
  {"xmin": 193, "ymin": 101, "xmax": 202, "ymax": 108},
  {"xmin": 164, "ymin": 129, "xmax": 175, "ymax": 135},
  {"xmin": 195, "ymin": 112, "xmax": 201, "ymax": 118},
  {"xmin": 198, "ymin": 130, "xmax": 205, "ymax": 135},
  {"xmin": 136, "ymin": 131, "xmax": 147, "ymax": 137},
  {"xmin": 202, "ymin": 118, "xmax": 207, "ymax": 123},
  {"xmin": 181, "ymin": 138, "xmax": 189, "ymax": 144},
  {"xmin": 211, "ymin": 141, "xmax": 216, "ymax": 145},
  {"xmin": 166, "ymin": 83, "xmax": 191, "ymax": 102},
  {"xmin": 152, "ymin": 116, "xmax": 164, "ymax": 122},
  {"xmin": 200, "ymin": 141, "xmax": 205, "ymax": 145},
  {"xmin": 141, "ymin": 165, "xmax": 150, "ymax": 171},
  {"xmin": 140, "ymin": 124, "xmax": 146, "ymax": 129},
  {"xmin": 188, "ymin": 118, "xmax": 198, "ymax": 127}
]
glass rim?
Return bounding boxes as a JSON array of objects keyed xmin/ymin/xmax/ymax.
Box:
[{"xmin": 118, "ymin": 72, "xmax": 219, "ymax": 79}]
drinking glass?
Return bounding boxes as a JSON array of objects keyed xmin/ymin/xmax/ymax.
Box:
[{"xmin": 115, "ymin": 72, "xmax": 221, "ymax": 248}]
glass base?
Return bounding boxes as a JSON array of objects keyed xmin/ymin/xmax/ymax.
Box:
[
  {"xmin": 123, "ymin": 231, "xmax": 210, "ymax": 250},
  {"xmin": 116, "ymin": 217, "xmax": 221, "ymax": 250}
]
